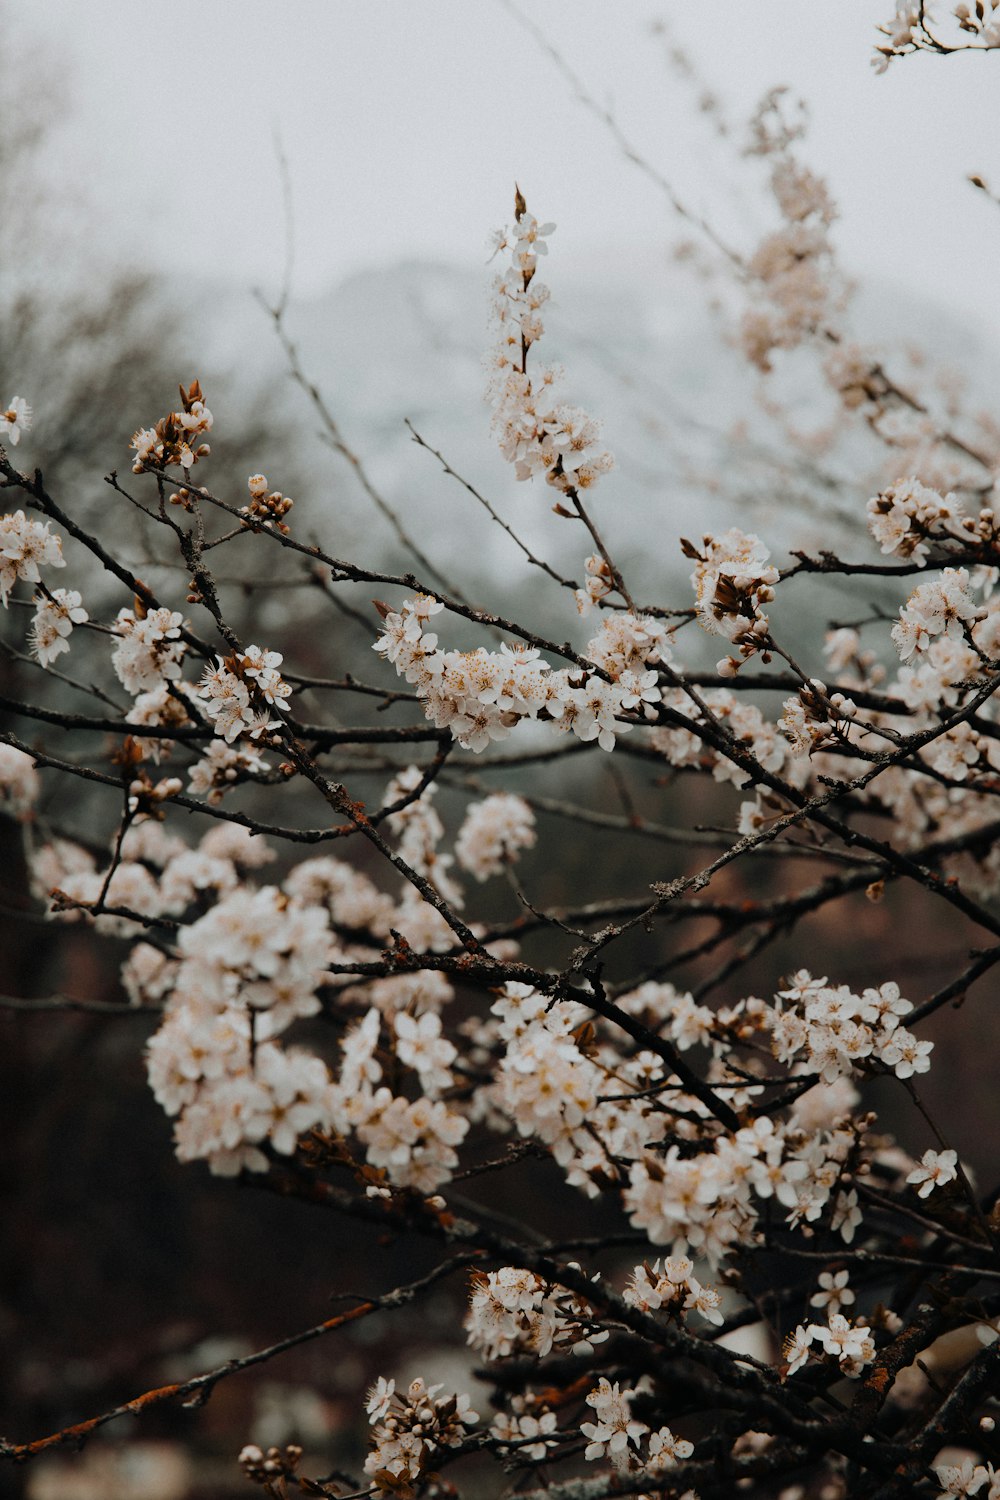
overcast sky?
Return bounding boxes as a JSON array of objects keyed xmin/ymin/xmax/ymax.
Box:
[{"xmin": 16, "ymin": 1, "xmax": 1000, "ymax": 341}]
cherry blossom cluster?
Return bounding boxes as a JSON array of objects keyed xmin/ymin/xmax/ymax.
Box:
[
  {"xmin": 685, "ymin": 526, "xmax": 779, "ymax": 673},
  {"xmin": 783, "ymin": 1310, "xmax": 876, "ymax": 1380},
  {"xmin": 374, "ymin": 594, "xmax": 667, "ymax": 752},
  {"xmin": 363, "ymin": 1377, "xmax": 478, "ymax": 1497},
  {"xmin": 465, "ymin": 1265, "xmax": 610, "ymax": 1362},
  {"xmin": 487, "ymin": 198, "xmax": 613, "ymax": 496},
  {"xmin": 739, "ymin": 91, "xmax": 842, "ymax": 371},
  {"xmin": 129, "ymin": 377, "xmax": 213, "ymax": 473},
  {"xmin": 778, "ymin": 679, "xmax": 859, "ymax": 757},
  {"xmin": 31, "ymin": 783, "xmax": 523, "ymax": 1184},
  {"xmin": 481, "ymin": 980, "xmax": 876, "ymax": 1262},
  {"xmin": 453, "ymin": 792, "xmax": 535, "ymax": 881},
  {"xmin": 0, "ymin": 509, "xmax": 65, "ymax": 606},
  {"xmin": 766, "ymin": 971, "xmax": 932, "ymax": 1084},
  {"xmin": 581, "ymin": 1379, "xmax": 693, "ymax": 1474},
  {"xmin": 866, "ymin": 476, "xmax": 991, "ymax": 565},
  {"xmin": 28, "ymin": 587, "xmax": 87, "ymax": 667},
  {"xmin": 891, "ymin": 567, "xmax": 981, "ymax": 663},
  {"xmin": 874, "ymin": 0, "xmax": 1000, "ymax": 69},
  {"xmin": 488, "ymin": 1395, "xmax": 559, "ymax": 1462},
  {"xmin": 194, "ymin": 647, "xmax": 291, "ymax": 745},
  {"xmin": 623, "ymin": 1255, "xmax": 724, "ymax": 1327},
  {"xmin": 111, "ymin": 605, "xmax": 186, "ymax": 695}
]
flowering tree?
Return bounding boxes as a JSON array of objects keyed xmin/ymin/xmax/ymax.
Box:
[{"xmin": 3, "ymin": 30, "xmax": 1000, "ymax": 1500}]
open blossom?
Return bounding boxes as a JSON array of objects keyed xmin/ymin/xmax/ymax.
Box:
[
  {"xmin": 647, "ymin": 1426, "xmax": 694, "ymax": 1468},
  {"xmin": 0, "ymin": 510, "xmax": 65, "ymax": 604},
  {"xmin": 907, "ymin": 1147, "xmax": 959, "ymax": 1198},
  {"xmin": 934, "ymin": 1457, "xmax": 995, "ymax": 1498},
  {"xmin": 239, "ymin": 645, "xmax": 292, "ymax": 712},
  {"xmin": 1, "ymin": 395, "xmax": 32, "ymax": 445},
  {"xmin": 783, "ymin": 1323, "xmax": 816, "ymax": 1376},
  {"xmin": 29, "ymin": 588, "xmax": 88, "ymax": 667},
  {"xmin": 809, "ymin": 1269, "xmax": 854, "ymax": 1316},
  {"xmin": 187, "ymin": 739, "xmax": 270, "ymax": 802},
  {"xmin": 624, "ymin": 1256, "xmax": 724, "ymax": 1326},
  {"xmin": 466, "ymin": 1265, "xmax": 608, "ymax": 1362},
  {"xmin": 393, "ymin": 1009, "xmax": 456, "ymax": 1096}
]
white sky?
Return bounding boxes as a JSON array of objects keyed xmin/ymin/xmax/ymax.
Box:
[{"xmin": 17, "ymin": 0, "xmax": 1000, "ymax": 340}]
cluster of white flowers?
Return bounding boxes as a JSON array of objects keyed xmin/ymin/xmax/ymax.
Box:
[
  {"xmin": 891, "ymin": 568, "xmax": 980, "ymax": 662},
  {"xmin": 454, "ymin": 792, "xmax": 535, "ymax": 881},
  {"xmin": 783, "ymin": 1310, "xmax": 875, "ymax": 1379},
  {"xmin": 143, "ymin": 884, "xmax": 335, "ymax": 1172},
  {"xmin": 489, "ymin": 1394, "xmax": 559, "ymax": 1462},
  {"xmin": 0, "ymin": 395, "xmax": 32, "ymax": 446},
  {"xmin": 187, "ymin": 739, "xmax": 272, "ymax": 803},
  {"xmin": 129, "ymin": 379, "xmax": 213, "ymax": 473},
  {"xmin": 194, "ymin": 646, "xmax": 291, "ymax": 745},
  {"xmin": 622, "ymin": 1117, "xmax": 863, "ymax": 1262},
  {"xmin": 364, "ymin": 1377, "xmax": 478, "ymax": 1497},
  {"xmin": 484, "ymin": 980, "xmax": 872, "ymax": 1262},
  {"xmin": 686, "ymin": 528, "xmax": 779, "ymax": 674},
  {"xmin": 383, "ymin": 766, "xmax": 463, "ymax": 906},
  {"xmin": 580, "ymin": 1379, "xmax": 648, "ymax": 1468},
  {"xmin": 623, "ymin": 1255, "xmax": 724, "ymax": 1327},
  {"xmin": 0, "ymin": 509, "xmax": 65, "ymax": 606},
  {"xmin": 487, "ymin": 202, "xmax": 613, "ymax": 497},
  {"xmin": 767, "ymin": 971, "xmax": 932, "ymax": 1085},
  {"xmin": 105, "ymin": 830, "xmax": 475, "ymax": 1185},
  {"xmin": 374, "ymin": 594, "xmax": 667, "ymax": 753},
  {"xmin": 580, "ymin": 1379, "xmax": 693, "ymax": 1474},
  {"xmin": 739, "ymin": 96, "xmax": 842, "ymax": 370},
  {"xmin": 874, "ymin": 0, "xmax": 1000, "ymax": 69},
  {"xmin": 492, "ymin": 986, "xmax": 617, "ymax": 1192},
  {"xmin": 465, "ymin": 1265, "xmax": 609, "ymax": 1362},
  {"xmin": 778, "ymin": 679, "xmax": 858, "ymax": 758},
  {"xmin": 29, "ymin": 587, "xmax": 88, "ymax": 667},
  {"xmin": 867, "ymin": 477, "xmax": 972, "ymax": 564},
  {"xmin": 111, "ymin": 607, "xmax": 186, "ymax": 695}
]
